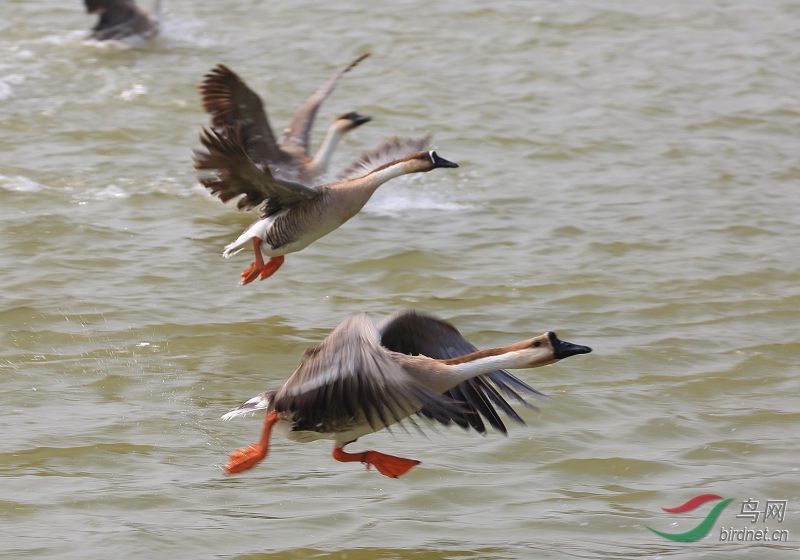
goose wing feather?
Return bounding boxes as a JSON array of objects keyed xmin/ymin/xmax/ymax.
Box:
[
  {"xmin": 193, "ymin": 125, "xmax": 319, "ymax": 213},
  {"xmin": 273, "ymin": 313, "xmax": 465, "ymax": 434},
  {"xmin": 85, "ymin": 0, "xmax": 155, "ymax": 39},
  {"xmin": 85, "ymin": 0, "xmax": 138, "ymax": 27},
  {"xmin": 199, "ymin": 64, "xmax": 286, "ymax": 167},
  {"xmin": 378, "ymin": 309, "xmax": 548, "ymax": 434},
  {"xmin": 337, "ymin": 135, "xmax": 432, "ymax": 181},
  {"xmin": 280, "ymin": 54, "xmax": 370, "ymax": 155}
]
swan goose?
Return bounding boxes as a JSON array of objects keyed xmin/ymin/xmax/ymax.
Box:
[
  {"xmin": 221, "ymin": 309, "xmax": 592, "ymax": 478},
  {"xmin": 84, "ymin": 0, "xmax": 161, "ymax": 41},
  {"xmin": 193, "ymin": 126, "xmax": 457, "ymax": 284}
]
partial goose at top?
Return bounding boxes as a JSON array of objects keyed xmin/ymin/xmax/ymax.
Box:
[
  {"xmin": 200, "ymin": 55, "xmax": 372, "ymax": 186},
  {"xmin": 221, "ymin": 309, "xmax": 592, "ymax": 478},
  {"xmin": 84, "ymin": 0, "xmax": 161, "ymax": 41},
  {"xmin": 193, "ymin": 126, "xmax": 458, "ymax": 284}
]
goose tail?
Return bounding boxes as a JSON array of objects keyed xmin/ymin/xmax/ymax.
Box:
[
  {"xmin": 222, "ymin": 218, "xmax": 270, "ymax": 258},
  {"xmin": 221, "ymin": 391, "xmax": 275, "ymax": 421}
]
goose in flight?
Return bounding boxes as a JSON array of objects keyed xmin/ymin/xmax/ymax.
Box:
[
  {"xmin": 193, "ymin": 126, "xmax": 457, "ymax": 284},
  {"xmin": 221, "ymin": 309, "xmax": 592, "ymax": 478}
]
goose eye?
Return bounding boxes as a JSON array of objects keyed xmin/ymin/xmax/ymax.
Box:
[{"xmin": 533, "ymin": 340, "xmax": 541, "ymax": 348}]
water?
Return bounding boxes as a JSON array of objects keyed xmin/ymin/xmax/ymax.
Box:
[{"xmin": 2, "ymin": 1, "xmax": 799, "ymax": 558}]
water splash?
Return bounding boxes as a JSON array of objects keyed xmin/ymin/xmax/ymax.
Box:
[{"xmin": 0, "ymin": 175, "xmax": 46, "ymax": 193}]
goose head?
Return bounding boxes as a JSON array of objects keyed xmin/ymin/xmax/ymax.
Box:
[
  {"xmin": 397, "ymin": 150, "xmax": 459, "ymax": 173},
  {"xmin": 510, "ymin": 332, "xmax": 592, "ymax": 368},
  {"xmin": 439, "ymin": 332, "xmax": 591, "ymax": 380},
  {"xmin": 335, "ymin": 111, "xmax": 372, "ymax": 132}
]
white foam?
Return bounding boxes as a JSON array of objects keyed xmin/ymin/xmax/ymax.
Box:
[
  {"xmin": 120, "ymin": 83, "xmax": 148, "ymax": 100},
  {"xmin": 0, "ymin": 175, "xmax": 45, "ymax": 193},
  {"xmin": 38, "ymin": 32, "xmax": 79, "ymax": 46},
  {"xmin": 0, "ymin": 82, "xmax": 12, "ymax": 101},
  {"xmin": 159, "ymin": 19, "xmax": 220, "ymax": 49},
  {"xmin": 2, "ymin": 74, "xmax": 25, "ymax": 86},
  {"xmin": 0, "ymin": 74, "xmax": 26, "ymax": 101},
  {"xmin": 93, "ymin": 185, "xmax": 130, "ymax": 199}
]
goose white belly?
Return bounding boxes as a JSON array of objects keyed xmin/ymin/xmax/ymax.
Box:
[
  {"xmin": 277, "ymin": 406, "xmax": 417, "ymax": 445},
  {"xmin": 222, "ymin": 208, "xmax": 349, "ymax": 259},
  {"xmin": 279, "ymin": 423, "xmax": 381, "ymax": 445}
]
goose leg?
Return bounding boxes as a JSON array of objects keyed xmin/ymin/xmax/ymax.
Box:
[
  {"xmin": 240, "ymin": 238, "xmax": 265, "ymax": 285},
  {"xmin": 258, "ymin": 256, "xmax": 285, "ymax": 281},
  {"xmin": 225, "ymin": 410, "xmax": 279, "ymax": 474},
  {"xmin": 332, "ymin": 444, "xmax": 420, "ymax": 478}
]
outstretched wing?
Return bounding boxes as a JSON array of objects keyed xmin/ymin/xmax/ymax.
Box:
[
  {"xmin": 193, "ymin": 125, "xmax": 319, "ymax": 213},
  {"xmin": 274, "ymin": 313, "xmax": 466, "ymax": 434},
  {"xmin": 199, "ymin": 64, "xmax": 286, "ymax": 168},
  {"xmin": 337, "ymin": 135, "xmax": 432, "ymax": 181},
  {"xmin": 279, "ymin": 54, "xmax": 370, "ymax": 156},
  {"xmin": 378, "ymin": 309, "xmax": 548, "ymax": 434}
]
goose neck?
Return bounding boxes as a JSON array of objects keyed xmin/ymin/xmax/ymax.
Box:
[
  {"xmin": 441, "ymin": 351, "xmax": 528, "ymax": 384},
  {"xmin": 308, "ymin": 124, "xmax": 345, "ymax": 175}
]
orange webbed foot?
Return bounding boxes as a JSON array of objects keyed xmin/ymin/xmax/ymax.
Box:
[
  {"xmin": 258, "ymin": 256, "xmax": 285, "ymax": 281},
  {"xmin": 225, "ymin": 411, "xmax": 278, "ymax": 475},
  {"xmin": 241, "ymin": 262, "xmax": 265, "ymax": 285},
  {"xmin": 364, "ymin": 451, "xmax": 420, "ymax": 478},
  {"xmin": 239, "ymin": 237, "xmax": 265, "ymax": 285},
  {"xmin": 225, "ymin": 443, "xmax": 267, "ymax": 474}
]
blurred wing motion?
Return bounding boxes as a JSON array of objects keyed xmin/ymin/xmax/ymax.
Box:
[
  {"xmin": 193, "ymin": 125, "xmax": 319, "ymax": 214},
  {"xmin": 274, "ymin": 313, "xmax": 467, "ymax": 434},
  {"xmin": 84, "ymin": 0, "xmax": 159, "ymax": 41},
  {"xmin": 378, "ymin": 309, "xmax": 548, "ymax": 434},
  {"xmin": 337, "ymin": 135, "xmax": 432, "ymax": 180},
  {"xmin": 280, "ymin": 54, "xmax": 370, "ymax": 156}
]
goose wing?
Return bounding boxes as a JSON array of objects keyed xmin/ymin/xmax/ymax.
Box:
[
  {"xmin": 279, "ymin": 54, "xmax": 370, "ymax": 156},
  {"xmin": 378, "ymin": 309, "xmax": 548, "ymax": 434},
  {"xmin": 273, "ymin": 313, "xmax": 465, "ymax": 434},
  {"xmin": 199, "ymin": 64, "xmax": 286, "ymax": 168},
  {"xmin": 193, "ymin": 125, "xmax": 319, "ymax": 213},
  {"xmin": 85, "ymin": 0, "xmax": 148, "ymax": 38},
  {"xmin": 337, "ymin": 135, "xmax": 432, "ymax": 180}
]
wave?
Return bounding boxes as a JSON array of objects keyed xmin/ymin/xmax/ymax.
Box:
[{"xmin": 0, "ymin": 175, "xmax": 46, "ymax": 193}]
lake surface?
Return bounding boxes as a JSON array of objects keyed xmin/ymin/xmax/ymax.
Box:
[{"xmin": 1, "ymin": 1, "xmax": 799, "ymax": 558}]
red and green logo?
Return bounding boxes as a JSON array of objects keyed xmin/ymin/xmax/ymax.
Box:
[{"xmin": 647, "ymin": 494, "xmax": 734, "ymax": 542}]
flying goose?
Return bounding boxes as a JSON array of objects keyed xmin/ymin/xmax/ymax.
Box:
[
  {"xmin": 193, "ymin": 126, "xmax": 457, "ymax": 284},
  {"xmin": 200, "ymin": 55, "xmax": 372, "ymax": 185},
  {"xmin": 221, "ymin": 309, "xmax": 592, "ymax": 478},
  {"xmin": 84, "ymin": 0, "xmax": 161, "ymax": 41}
]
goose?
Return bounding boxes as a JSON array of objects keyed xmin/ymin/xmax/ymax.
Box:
[
  {"xmin": 193, "ymin": 126, "xmax": 457, "ymax": 284},
  {"xmin": 84, "ymin": 0, "xmax": 161, "ymax": 41},
  {"xmin": 200, "ymin": 55, "xmax": 372, "ymax": 185},
  {"xmin": 221, "ymin": 309, "xmax": 592, "ymax": 478}
]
